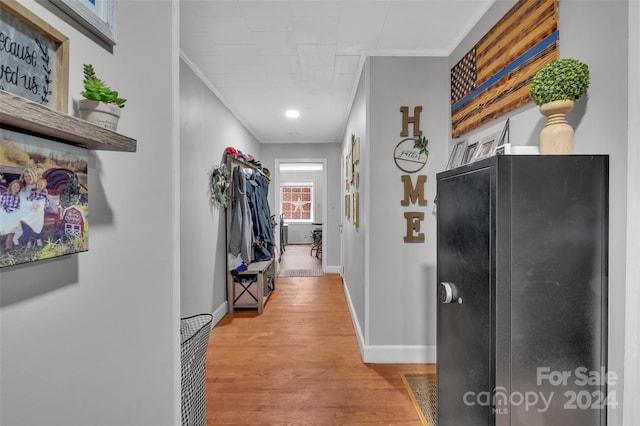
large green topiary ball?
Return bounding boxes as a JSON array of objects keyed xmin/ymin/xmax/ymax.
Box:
[{"xmin": 529, "ymin": 58, "xmax": 590, "ymax": 106}]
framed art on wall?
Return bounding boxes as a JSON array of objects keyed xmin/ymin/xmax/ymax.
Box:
[
  {"xmin": 1, "ymin": 126, "xmax": 89, "ymax": 268},
  {"xmin": 352, "ymin": 192, "xmax": 359, "ymax": 228},
  {"xmin": 50, "ymin": 0, "xmax": 117, "ymax": 45},
  {"xmin": 0, "ymin": 0, "xmax": 69, "ymax": 112},
  {"xmin": 345, "ymin": 153, "xmax": 350, "ymax": 182},
  {"xmin": 352, "ymin": 135, "xmax": 360, "ymax": 164},
  {"xmin": 345, "ymin": 194, "xmax": 350, "ymax": 218}
]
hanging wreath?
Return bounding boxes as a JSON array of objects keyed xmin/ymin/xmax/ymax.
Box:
[{"xmin": 208, "ymin": 163, "xmax": 230, "ymax": 207}]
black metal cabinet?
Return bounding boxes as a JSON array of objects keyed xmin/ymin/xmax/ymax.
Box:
[{"xmin": 436, "ymin": 155, "xmax": 608, "ymax": 426}]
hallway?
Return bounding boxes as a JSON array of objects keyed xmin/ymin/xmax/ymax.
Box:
[
  {"xmin": 278, "ymin": 243, "xmax": 322, "ymax": 275},
  {"xmin": 205, "ymin": 274, "xmax": 434, "ymax": 424}
]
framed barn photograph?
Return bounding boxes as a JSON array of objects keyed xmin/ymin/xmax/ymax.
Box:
[{"xmin": 1, "ymin": 127, "xmax": 88, "ymax": 268}]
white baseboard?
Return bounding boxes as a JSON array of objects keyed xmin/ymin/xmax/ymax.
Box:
[
  {"xmin": 362, "ymin": 344, "xmax": 437, "ymax": 364},
  {"xmin": 342, "ymin": 278, "xmax": 366, "ymax": 356},
  {"xmin": 325, "ymin": 265, "xmax": 341, "ymax": 274},
  {"xmin": 211, "ymin": 301, "xmax": 228, "ymax": 327},
  {"xmin": 342, "ymin": 278, "xmax": 437, "ymax": 364}
]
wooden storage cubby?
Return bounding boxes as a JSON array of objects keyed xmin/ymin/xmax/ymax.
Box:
[{"xmin": 228, "ymin": 259, "xmax": 275, "ymax": 315}]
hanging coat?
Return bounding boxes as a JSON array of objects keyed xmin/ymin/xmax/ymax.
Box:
[
  {"xmin": 229, "ymin": 166, "xmax": 253, "ymax": 263},
  {"xmin": 246, "ymin": 172, "xmax": 274, "ymax": 244},
  {"xmin": 255, "ymin": 173, "xmax": 274, "ymax": 244}
]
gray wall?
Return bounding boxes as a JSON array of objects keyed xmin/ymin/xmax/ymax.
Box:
[
  {"xmin": 341, "ymin": 66, "xmax": 367, "ymax": 345},
  {"xmin": 365, "ymin": 56, "xmax": 449, "ymax": 361},
  {"xmin": 342, "ymin": 56, "xmax": 448, "ymax": 361},
  {"xmin": 0, "ymin": 1, "xmax": 179, "ymax": 424},
  {"xmin": 179, "ymin": 59, "xmax": 261, "ymax": 318},
  {"xmin": 368, "ymin": 56, "xmax": 448, "ymax": 352}
]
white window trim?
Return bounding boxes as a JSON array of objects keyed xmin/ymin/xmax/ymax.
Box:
[{"xmin": 280, "ymin": 182, "xmax": 314, "ymax": 223}]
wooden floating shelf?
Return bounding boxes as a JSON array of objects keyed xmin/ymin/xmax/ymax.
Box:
[{"xmin": 0, "ymin": 90, "xmax": 137, "ymax": 152}]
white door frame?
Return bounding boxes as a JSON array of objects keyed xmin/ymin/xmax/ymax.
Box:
[{"xmin": 274, "ymin": 158, "xmax": 328, "ymax": 272}]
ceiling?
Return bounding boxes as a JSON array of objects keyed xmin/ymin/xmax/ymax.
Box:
[{"xmin": 180, "ymin": 1, "xmax": 495, "ymax": 144}]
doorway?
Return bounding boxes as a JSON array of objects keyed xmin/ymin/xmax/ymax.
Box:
[{"xmin": 274, "ymin": 159, "xmax": 327, "ymax": 274}]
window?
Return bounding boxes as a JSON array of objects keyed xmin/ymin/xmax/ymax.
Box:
[{"xmin": 281, "ymin": 183, "xmax": 313, "ymax": 222}]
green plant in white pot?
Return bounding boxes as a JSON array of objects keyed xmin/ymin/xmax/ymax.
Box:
[
  {"xmin": 529, "ymin": 58, "xmax": 590, "ymax": 154},
  {"xmin": 78, "ymin": 64, "xmax": 126, "ymax": 131}
]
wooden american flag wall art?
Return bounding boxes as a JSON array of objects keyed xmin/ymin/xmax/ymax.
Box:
[{"xmin": 451, "ymin": 0, "xmax": 559, "ymax": 138}]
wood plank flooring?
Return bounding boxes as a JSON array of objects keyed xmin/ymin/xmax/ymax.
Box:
[
  {"xmin": 278, "ymin": 244, "xmax": 322, "ymax": 270},
  {"xmin": 206, "ymin": 274, "xmax": 435, "ymax": 425}
]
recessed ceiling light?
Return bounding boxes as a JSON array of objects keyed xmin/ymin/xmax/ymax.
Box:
[{"xmin": 285, "ymin": 109, "xmax": 300, "ymax": 118}]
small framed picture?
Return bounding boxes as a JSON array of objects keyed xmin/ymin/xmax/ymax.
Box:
[
  {"xmin": 447, "ymin": 139, "xmax": 467, "ymax": 170},
  {"xmin": 345, "ymin": 153, "xmax": 350, "ymax": 178},
  {"xmin": 462, "ymin": 140, "xmax": 479, "ymax": 165},
  {"xmin": 352, "ymin": 136, "xmax": 360, "ymax": 164},
  {"xmin": 353, "ymin": 192, "xmax": 359, "ymax": 228},
  {"xmin": 495, "ymin": 118, "xmax": 511, "ymax": 154},
  {"xmin": 345, "ymin": 194, "xmax": 350, "ymax": 218},
  {"xmin": 473, "ymin": 134, "xmax": 499, "ymax": 161}
]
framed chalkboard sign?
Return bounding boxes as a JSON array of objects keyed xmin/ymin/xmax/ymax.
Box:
[{"xmin": 0, "ymin": 0, "xmax": 69, "ymax": 112}]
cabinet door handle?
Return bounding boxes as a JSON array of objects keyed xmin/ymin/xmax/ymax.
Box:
[{"xmin": 439, "ymin": 282, "xmax": 463, "ymax": 304}]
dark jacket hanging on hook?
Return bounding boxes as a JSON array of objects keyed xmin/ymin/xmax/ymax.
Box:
[
  {"xmin": 246, "ymin": 172, "xmax": 274, "ymax": 245},
  {"xmin": 246, "ymin": 171, "xmax": 275, "ymax": 261}
]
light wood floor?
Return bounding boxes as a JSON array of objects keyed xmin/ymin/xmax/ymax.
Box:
[
  {"xmin": 278, "ymin": 243, "xmax": 322, "ymax": 270},
  {"xmin": 206, "ymin": 273, "xmax": 435, "ymax": 425}
]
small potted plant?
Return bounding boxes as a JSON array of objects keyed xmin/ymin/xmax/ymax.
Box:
[
  {"xmin": 78, "ymin": 64, "xmax": 126, "ymax": 131},
  {"xmin": 529, "ymin": 58, "xmax": 590, "ymax": 154}
]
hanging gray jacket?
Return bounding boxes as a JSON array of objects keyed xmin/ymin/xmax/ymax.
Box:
[{"xmin": 229, "ymin": 166, "xmax": 253, "ymax": 263}]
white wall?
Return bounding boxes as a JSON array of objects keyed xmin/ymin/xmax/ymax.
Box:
[
  {"xmin": 179, "ymin": 58, "xmax": 260, "ymax": 320},
  {"xmin": 0, "ymin": 1, "xmax": 179, "ymax": 425},
  {"xmin": 449, "ymin": 1, "xmax": 630, "ymax": 423}
]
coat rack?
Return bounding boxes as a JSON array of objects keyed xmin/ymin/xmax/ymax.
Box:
[{"xmin": 225, "ymin": 154, "xmax": 276, "ymax": 315}]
